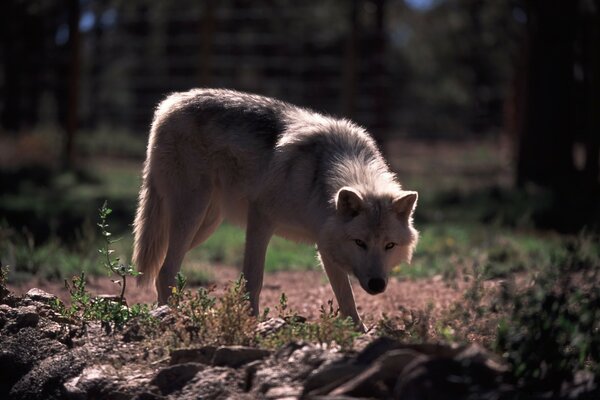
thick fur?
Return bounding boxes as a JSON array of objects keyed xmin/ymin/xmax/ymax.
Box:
[{"xmin": 133, "ymin": 88, "xmax": 419, "ymax": 327}]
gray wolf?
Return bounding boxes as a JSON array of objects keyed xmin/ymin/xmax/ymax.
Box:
[{"xmin": 133, "ymin": 88, "xmax": 419, "ymax": 327}]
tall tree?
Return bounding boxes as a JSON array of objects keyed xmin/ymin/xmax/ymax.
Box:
[{"xmin": 514, "ymin": 0, "xmax": 600, "ymax": 230}]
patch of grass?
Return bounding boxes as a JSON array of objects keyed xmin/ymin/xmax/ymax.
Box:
[
  {"xmin": 189, "ymin": 223, "xmax": 317, "ymax": 272},
  {"xmin": 0, "ymin": 223, "xmax": 105, "ymax": 283},
  {"xmin": 396, "ymin": 223, "xmax": 568, "ymax": 281}
]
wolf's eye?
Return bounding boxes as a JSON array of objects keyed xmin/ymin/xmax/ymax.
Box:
[
  {"xmin": 354, "ymin": 239, "xmax": 367, "ymax": 249},
  {"xmin": 385, "ymin": 242, "xmax": 396, "ymax": 250}
]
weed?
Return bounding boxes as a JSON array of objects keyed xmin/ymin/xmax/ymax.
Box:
[
  {"xmin": 51, "ymin": 202, "xmax": 152, "ymax": 333},
  {"xmin": 171, "ymin": 275, "xmax": 255, "ymax": 346},
  {"xmin": 97, "ymin": 200, "xmax": 141, "ymax": 305},
  {"xmin": 376, "ymin": 305, "xmax": 434, "ymax": 343}
]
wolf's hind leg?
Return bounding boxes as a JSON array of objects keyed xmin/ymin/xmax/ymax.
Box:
[
  {"xmin": 320, "ymin": 255, "xmax": 364, "ymax": 331},
  {"xmin": 242, "ymin": 204, "xmax": 274, "ymax": 316},
  {"xmin": 157, "ymin": 178, "xmax": 213, "ymax": 304}
]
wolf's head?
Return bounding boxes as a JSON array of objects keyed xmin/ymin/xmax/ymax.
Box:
[{"xmin": 318, "ymin": 187, "xmax": 419, "ymax": 295}]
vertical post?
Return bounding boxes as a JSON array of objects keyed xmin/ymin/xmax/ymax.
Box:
[
  {"xmin": 372, "ymin": 0, "xmax": 387, "ymax": 148},
  {"xmin": 64, "ymin": 0, "xmax": 81, "ymax": 169},
  {"xmin": 199, "ymin": 0, "xmax": 215, "ymax": 87},
  {"xmin": 342, "ymin": 0, "xmax": 359, "ymax": 119}
]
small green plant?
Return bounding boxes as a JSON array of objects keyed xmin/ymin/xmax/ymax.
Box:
[
  {"xmin": 51, "ymin": 201, "xmax": 152, "ymax": 333},
  {"xmin": 260, "ymin": 297, "xmax": 358, "ymax": 351},
  {"xmin": 171, "ymin": 274, "xmax": 255, "ymax": 346},
  {"xmin": 97, "ymin": 200, "xmax": 141, "ymax": 305}
]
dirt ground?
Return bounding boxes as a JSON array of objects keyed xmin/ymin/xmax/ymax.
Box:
[{"xmin": 9, "ymin": 265, "xmax": 468, "ymax": 329}]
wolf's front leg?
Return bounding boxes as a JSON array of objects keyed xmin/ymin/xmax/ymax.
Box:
[
  {"xmin": 242, "ymin": 205, "xmax": 274, "ymax": 316},
  {"xmin": 321, "ymin": 256, "xmax": 365, "ymax": 332}
]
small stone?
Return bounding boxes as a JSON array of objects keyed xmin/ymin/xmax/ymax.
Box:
[
  {"xmin": 95, "ymin": 294, "xmax": 125, "ymax": 304},
  {"xmin": 256, "ymin": 317, "xmax": 286, "ymax": 336},
  {"xmin": 64, "ymin": 365, "xmax": 117, "ymax": 399},
  {"xmin": 456, "ymin": 343, "xmax": 508, "ymax": 373},
  {"xmin": 330, "ymin": 349, "xmax": 426, "ymax": 397},
  {"xmin": 265, "ymin": 385, "xmax": 301, "ymax": 399},
  {"xmin": 212, "ymin": 346, "xmax": 271, "ymax": 368},
  {"xmin": 303, "ymin": 364, "xmax": 365, "ymax": 396},
  {"xmin": 151, "ymin": 362, "xmax": 204, "ymax": 395},
  {"xmin": 150, "ymin": 305, "xmax": 171, "ymax": 320},
  {"xmin": 170, "ymin": 346, "xmax": 216, "ymax": 365},
  {"xmin": 25, "ymin": 288, "xmax": 58, "ymax": 303},
  {"xmin": 15, "ymin": 306, "xmax": 40, "ymax": 329}
]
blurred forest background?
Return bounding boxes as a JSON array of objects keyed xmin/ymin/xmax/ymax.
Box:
[{"xmin": 0, "ymin": 0, "xmax": 599, "ymax": 285}]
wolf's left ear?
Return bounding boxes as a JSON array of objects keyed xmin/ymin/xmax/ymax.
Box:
[{"xmin": 392, "ymin": 191, "xmax": 418, "ymax": 221}]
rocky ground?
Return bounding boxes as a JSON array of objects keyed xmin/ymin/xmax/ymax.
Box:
[{"xmin": 1, "ymin": 286, "xmax": 598, "ymax": 399}]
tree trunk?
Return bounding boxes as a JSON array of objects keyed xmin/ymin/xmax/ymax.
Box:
[{"xmin": 516, "ymin": 0, "xmax": 576, "ymax": 188}]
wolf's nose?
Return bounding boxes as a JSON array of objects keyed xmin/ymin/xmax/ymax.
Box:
[{"xmin": 367, "ymin": 278, "xmax": 386, "ymax": 294}]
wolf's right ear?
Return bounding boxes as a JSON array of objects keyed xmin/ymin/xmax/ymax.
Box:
[{"xmin": 336, "ymin": 187, "xmax": 364, "ymax": 218}]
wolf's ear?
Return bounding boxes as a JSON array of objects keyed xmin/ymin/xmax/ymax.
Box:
[
  {"xmin": 392, "ymin": 191, "xmax": 418, "ymax": 221},
  {"xmin": 336, "ymin": 187, "xmax": 364, "ymax": 218}
]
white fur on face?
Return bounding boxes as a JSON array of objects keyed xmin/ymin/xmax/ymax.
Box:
[{"xmin": 318, "ymin": 193, "xmax": 418, "ymax": 294}]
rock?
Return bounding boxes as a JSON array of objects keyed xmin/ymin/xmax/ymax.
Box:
[
  {"xmin": 330, "ymin": 349, "xmax": 426, "ymax": 397},
  {"xmin": 355, "ymin": 337, "xmax": 458, "ymax": 365},
  {"xmin": 14, "ymin": 306, "xmax": 40, "ymax": 330},
  {"xmin": 256, "ymin": 317, "xmax": 286, "ymax": 336},
  {"xmin": 255, "ymin": 343, "xmax": 344, "ymax": 397},
  {"xmin": 95, "ymin": 294, "xmax": 125, "ymax": 304},
  {"xmin": 150, "ymin": 362, "xmax": 204, "ymax": 395},
  {"xmin": 212, "ymin": 346, "xmax": 271, "ymax": 368},
  {"xmin": 150, "ymin": 305, "xmax": 171, "ymax": 320},
  {"xmin": 63, "ymin": 364, "xmax": 118, "ymax": 399},
  {"xmin": 9, "ymin": 352, "xmax": 85, "ymax": 400},
  {"xmin": 303, "ymin": 364, "xmax": 365, "ymax": 396},
  {"xmin": 265, "ymin": 384, "xmax": 302, "ymax": 399},
  {"xmin": 393, "ymin": 345, "xmax": 509, "ymax": 400},
  {"xmin": 455, "ymin": 343, "xmax": 508, "ymax": 374},
  {"xmin": 25, "ymin": 288, "xmax": 57, "ymax": 304},
  {"xmin": 39, "ymin": 320, "xmax": 65, "ymax": 340},
  {"xmin": 170, "ymin": 346, "xmax": 216, "ymax": 365},
  {"xmin": 177, "ymin": 367, "xmax": 247, "ymax": 399},
  {"xmin": 132, "ymin": 392, "xmax": 167, "ymax": 400}
]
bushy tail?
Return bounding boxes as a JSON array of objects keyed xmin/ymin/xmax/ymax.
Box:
[{"xmin": 133, "ymin": 176, "xmax": 168, "ymax": 288}]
